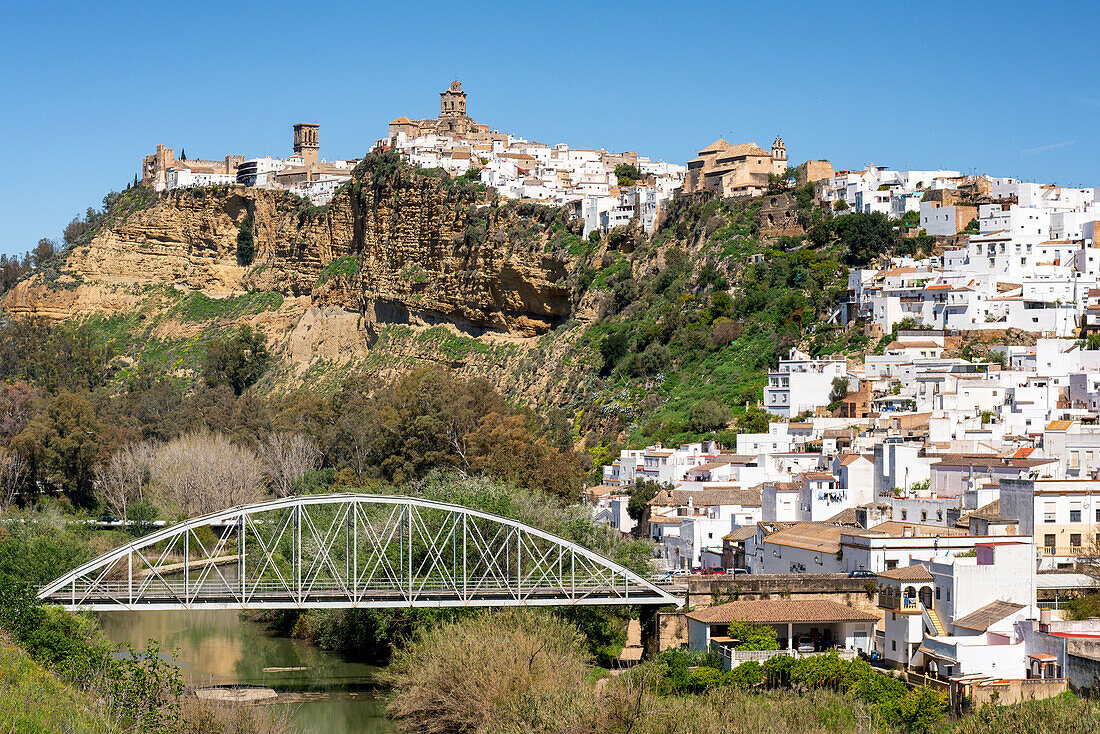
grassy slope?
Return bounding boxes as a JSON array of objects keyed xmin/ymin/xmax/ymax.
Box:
[
  {"xmin": 73, "ymin": 285, "xmax": 285, "ymax": 389},
  {"xmin": 0, "ymin": 637, "xmax": 114, "ymax": 734},
  {"xmin": 562, "ymin": 194, "xmax": 869, "ymax": 453}
]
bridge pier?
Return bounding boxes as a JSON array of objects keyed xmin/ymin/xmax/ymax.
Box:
[{"xmin": 640, "ymin": 605, "xmax": 660, "ymax": 658}]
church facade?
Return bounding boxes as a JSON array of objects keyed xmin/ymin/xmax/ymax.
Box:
[
  {"xmin": 683, "ymin": 137, "xmax": 788, "ymax": 198},
  {"xmin": 388, "ymin": 80, "xmax": 492, "ymax": 140}
]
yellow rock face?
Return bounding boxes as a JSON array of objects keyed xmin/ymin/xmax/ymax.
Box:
[{"xmin": 2, "ymin": 169, "xmax": 585, "ymax": 397}]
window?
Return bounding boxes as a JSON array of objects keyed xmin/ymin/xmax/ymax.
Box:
[
  {"xmin": 892, "ymin": 640, "xmax": 897, "ymax": 651},
  {"xmin": 901, "ymin": 510, "xmax": 908, "ymax": 520},
  {"xmin": 937, "ymin": 510, "xmax": 943, "ymax": 522},
  {"xmin": 885, "ymin": 560, "xmax": 898, "ymax": 570},
  {"xmin": 1045, "ymin": 534, "xmax": 1056, "ymax": 551},
  {"xmin": 1071, "ymin": 509, "xmax": 1082, "ymax": 523},
  {"xmin": 947, "ymin": 589, "xmax": 951, "ymax": 601},
  {"xmin": 1044, "ymin": 502, "xmax": 1057, "ymax": 523},
  {"xmin": 1071, "ymin": 534, "xmax": 1082, "ymax": 549},
  {"xmin": 935, "ymin": 586, "xmax": 941, "ymax": 599},
  {"xmin": 921, "ymin": 511, "xmax": 928, "ymax": 522}
]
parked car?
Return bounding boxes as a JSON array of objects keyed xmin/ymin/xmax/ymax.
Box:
[
  {"xmin": 707, "ymin": 567, "xmax": 727, "ymax": 575},
  {"xmin": 730, "ymin": 568, "xmax": 749, "ymax": 576},
  {"xmin": 689, "ymin": 567, "xmax": 707, "ymax": 575},
  {"xmin": 848, "ymin": 569, "xmax": 876, "ymax": 578},
  {"xmin": 796, "ymin": 636, "xmax": 816, "ymax": 653},
  {"xmin": 657, "ymin": 569, "xmax": 688, "ymax": 581}
]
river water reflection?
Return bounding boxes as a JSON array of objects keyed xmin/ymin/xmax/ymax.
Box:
[{"xmin": 98, "ymin": 610, "xmax": 394, "ymax": 734}]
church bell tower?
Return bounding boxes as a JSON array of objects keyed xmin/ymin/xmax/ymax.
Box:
[
  {"xmin": 440, "ymin": 80, "xmax": 467, "ymax": 118},
  {"xmin": 293, "ymin": 123, "xmax": 320, "ymax": 166}
]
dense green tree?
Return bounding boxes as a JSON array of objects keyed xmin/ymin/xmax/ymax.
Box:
[
  {"xmin": 203, "ymin": 326, "xmax": 271, "ymax": 396},
  {"xmin": 11, "ymin": 391, "xmax": 103, "ymax": 506},
  {"xmin": 687, "ymin": 399, "xmax": 731, "ymax": 433},
  {"xmin": 236, "ymin": 212, "xmax": 255, "ymax": 265},
  {"xmin": 626, "ymin": 478, "xmax": 665, "ymax": 523},
  {"xmin": 738, "ymin": 404, "xmax": 773, "ymax": 433},
  {"xmin": 829, "ymin": 376, "xmax": 850, "ymax": 404},
  {"xmin": 794, "ymin": 182, "xmax": 815, "ymax": 209},
  {"xmin": 613, "ymin": 163, "xmax": 642, "ymax": 186},
  {"xmin": 832, "ymin": 211, "xmax": 899, "ymax": 266},
  {"xmin": 599, "ymin": 330, "xmax": 631, "ymax": 375},
  {"xmin": 32, "ymin": 239, "xmax": 57, "ymax": 269}
]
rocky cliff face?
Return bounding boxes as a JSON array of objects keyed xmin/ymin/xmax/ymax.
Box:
[
  {"xmin": 8, "ymin": 162, "xmax": 573, "ymax": 335},
  {"xmin": 2, "ymin": 157, "xmax": 589, "ymax": 398}
]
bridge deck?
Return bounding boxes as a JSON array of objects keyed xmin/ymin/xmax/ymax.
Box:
[{"xmin": 44, "ymin": 581, "xmax": 679, "ymax": 611}]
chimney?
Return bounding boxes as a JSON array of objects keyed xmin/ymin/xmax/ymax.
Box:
[
  {"xmin": 902, "ymin": 525, "xmax": 914, "ymax": 538},
  {"xmin": 1040, "ymin": 608, "xmax": 1051, "ymax": 630}
]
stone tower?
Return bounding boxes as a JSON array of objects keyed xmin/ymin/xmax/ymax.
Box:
[
  {"xmin": 440, "ymin": 80, "xmax": 467, "ymax": 118},
  {"xmin": 293, "ymin": 123, "xmax": 320, "ymax": 166},
  {"xmin": 772, "ymin": 136, "xmax": 787, "ymax": 164}
]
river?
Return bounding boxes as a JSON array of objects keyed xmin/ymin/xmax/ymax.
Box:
[{"xmin": 98, "ymin": 610, "xmax": 395, "ymax": 733}]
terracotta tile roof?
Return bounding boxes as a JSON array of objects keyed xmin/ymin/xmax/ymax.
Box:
[
  {"xmin": 696, "ymin": 138, "xmax": 732, "ymax": 155},
  {"xmin": 930, "ymin": 453, "xmax": 1057, "ymax": 469},
  {"xmin": 826, "ymin": 507, "xmax": 861, "ymax": 525},
  {"xmin": 1047, "ymin": 420, "xmax": 1074, "ymax": 431},
  {"xmin": 689, "ymin": 455, "xmax": 758, "ymax": 471},
  {"xmin": 861, "ymin": 521, "xmax": 969, "ymax": 538},
  {"xmin": 876, "ymin": 564, "xmax": 934, "ymax": 582},
  {"xmin": 687, "ymin": 599, "xmax": 878, "ymax": 625},
  {"xmin": 583, "ymin": 484, "xmax": 616, "ymax": 497},
  {"xmin": 723, "ymin": 526, "xmax": 757, "ymax": 542},
  {"xmin": 648, "ymin": 488, "xmax": 762, "ymax": 508},
  {"xmin": 715, "ymin": 142, "xmax": 772, "ymax": 159},
  {"xmin": 757, "ymin": 521, "xmax": 800, "ymax": 536},
  {"xmin": 953, "ymin": 601, "xmax": 1025, "ymax": 632},
  {"xmin": 824, "ymin": 428, "xmax": 858, "ymax": 438},
  {"xmin": 762, "ymin": 523, "xmax": 845, "ymax": 553}
]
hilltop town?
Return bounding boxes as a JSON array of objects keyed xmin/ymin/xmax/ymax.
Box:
[
  {"xmin": 141, "ymin": 80, "xmax": 692, "ymax": 237},
  {"xmin": 8, "ymin": 76, "xmax": 1100, "ymax": 730}
]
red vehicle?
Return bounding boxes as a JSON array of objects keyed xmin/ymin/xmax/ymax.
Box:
[
  {"xmin": 689, "ymin": 567, "xmax": 707, "ymax": 575},
  {"xmin": 707, "ymin": 567, "xmax": 727, "ymax": 575}
]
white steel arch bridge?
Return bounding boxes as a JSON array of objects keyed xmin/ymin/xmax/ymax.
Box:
[{"xmin": 38, "ymin": 494, "xmax": 681, "ymax": 611}]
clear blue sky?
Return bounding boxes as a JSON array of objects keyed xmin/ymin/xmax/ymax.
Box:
[{"xmin": 1, "ymin": 0, "xmax": 1096, "ymax": 256}]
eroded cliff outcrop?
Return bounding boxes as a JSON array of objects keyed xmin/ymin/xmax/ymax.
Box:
[
  {"xmin": 0, "ymin": 155, "xmax": 595, "ymax": 398},
  {"xmin": 7, "ymin": 156, "xmax": 576, "ymax": 339}
]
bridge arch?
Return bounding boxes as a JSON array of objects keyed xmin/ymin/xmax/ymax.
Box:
[{"xmin": 39, "ymin": 494, "xmax": 680, "ymax": 610}]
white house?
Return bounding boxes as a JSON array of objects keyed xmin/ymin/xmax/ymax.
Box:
[{"xmin": 764, "ymin": 349, "xmax": 849, "ymax": 418}]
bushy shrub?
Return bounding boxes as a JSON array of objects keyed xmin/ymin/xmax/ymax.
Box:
[
  {"xmin": 727, "ymin": 621, "xmax": 779, "ymax": 651},
  {"xmin": 687, "ymin": 399, "xmax": 731, "ymax": 433},
  {"xmin": 236, "ymin": 212, "xmax": 255, "ymax": 266},
  {"xmin": 726, "ymin": 660, "xmax": 763, "ymax": 688},
  {"xmin": 386, "ymin": 609, "xmax": 589, "ymax": 734}
]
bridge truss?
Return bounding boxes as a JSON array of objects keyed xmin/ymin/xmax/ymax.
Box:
[{"xmin": 38, "ymin": 494, "xmax": 680, "ymax": 611}]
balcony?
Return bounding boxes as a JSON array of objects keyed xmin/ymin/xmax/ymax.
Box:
[
  {"xmin": 879, "ymin": 596, "xmax": 922, "ymax": 612},
  {"xmin": 1042, "ymin": 545, "xmax": 1083, "ymax": 557}
]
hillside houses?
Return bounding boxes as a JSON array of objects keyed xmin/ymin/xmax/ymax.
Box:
[{"xmin": 377, "ymin": 81, "xmax": 685, "ymax": 238}]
